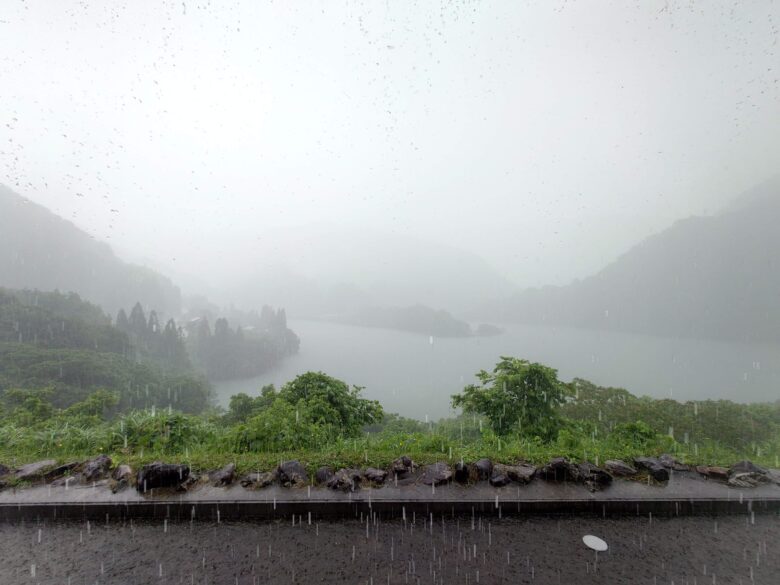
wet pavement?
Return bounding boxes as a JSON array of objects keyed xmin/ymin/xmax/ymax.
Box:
[{"xmin": 1, "ymin": 514, "xmax": 778, "ymax": 584}]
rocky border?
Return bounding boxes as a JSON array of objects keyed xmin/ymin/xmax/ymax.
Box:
[{"xmin": 2, "ymin": 453, "xmax": 779, "ymax": 496}]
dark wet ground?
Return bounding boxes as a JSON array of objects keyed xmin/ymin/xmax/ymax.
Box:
[{"xmin": 1, "ymin": 514, "xmax": 778, "ymax": 584}]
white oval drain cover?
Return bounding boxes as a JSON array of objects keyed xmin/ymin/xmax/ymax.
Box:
[{"xmin": 582, "ymin": 535, "xmax": 608, "ymax": 551}]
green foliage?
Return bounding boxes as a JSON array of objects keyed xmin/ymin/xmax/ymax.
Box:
[
  {"xmin": 0, "ymin": 288, "xmax": 128, "ymax": 353},
  {"xmin": 279, "ymin": 371, "xmax": 383, "ymax": 435},
  {"xmin": 228, "ymin": 398, "xmax": 332, "ymax": 452},
  {"xmin": 0, "ymin": 343, "xmax": 212, "ymax": 413},
  {"xmin": 109, "ymin": 409, "xmax": 221, "ymax": 455},
  {"xmin": 563, "ymin": 378, "xmax": 780, "ymax": 451},
  {"xmin": 451, "ymin": 357, "xmax": 568, "ymax": 440},
  {"xmin": 0, "ymin": 358, "xmax": 778, "ymax": 475},
  {"xmin": 223, "ymin": 385, "xmax": 277, "ymax": 424}
]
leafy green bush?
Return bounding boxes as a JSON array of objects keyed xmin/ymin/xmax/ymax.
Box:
[{"xmin": 452, "ymin": 357, "xmax": 568, "ymax": 439}]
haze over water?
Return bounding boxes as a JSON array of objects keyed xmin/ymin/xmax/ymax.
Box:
[{"xmin": 214, "ymin": 320, "xmax": 780, "ymax": 419}]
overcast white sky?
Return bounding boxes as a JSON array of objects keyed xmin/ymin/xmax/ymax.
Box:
[{"xmin": 1, "ymin": 0, "xmax": 779, "ymax": 289}]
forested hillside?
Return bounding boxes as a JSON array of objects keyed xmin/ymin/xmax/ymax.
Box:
[{"xmin": 0, "ymin": 289, "xmax": 211, "ymax": 416}]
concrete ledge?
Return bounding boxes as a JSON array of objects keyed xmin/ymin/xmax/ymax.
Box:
[{"xmin": 2, "ymin": 470, "xmax": 779, "ymax": 521}]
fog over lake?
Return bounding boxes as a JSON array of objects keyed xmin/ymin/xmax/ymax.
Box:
[{"xmin": 214, "ymin": 320, "xmax": 780, "ymax": 420}]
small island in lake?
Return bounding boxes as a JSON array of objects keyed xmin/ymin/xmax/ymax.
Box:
[{"xmin": 338, "ymin": 304, "xmax": 504, "ymax": 338}]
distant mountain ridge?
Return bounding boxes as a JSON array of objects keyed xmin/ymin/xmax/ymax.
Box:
[
  {"xmin": 226, "ymin": 225, "xmax": 519, "ymax": 317},
  {"xmin": 0, "ymin": 185, "xmax": 182, "ymax": 316},
  {"xmin": 488, "ymin": 179, "xmax": 780, "ymax": 344}
]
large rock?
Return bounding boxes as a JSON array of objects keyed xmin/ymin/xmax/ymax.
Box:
[
  {"xmin": 474, "ymin": 459, "xmax": 493, "ymax": 481},
  {"xmin": 314, "ymin": 466, "xmax": 334, "ymax": 485},
  {"xmin": 211, "ymin": 463, "xmax": 236, "ymax": 487},
  {"xmin": 634, "ymin": 457, "xmax": 670, "ymax": 482},
  {"xmin": 43, "ymin": 461, "xmax": 80, "ymax": 481},
  {"xmin": 14, "ymin": 459, "xmax": 57, "ymax": 481},
  {"xmin": 112, "ymin": 464, "xmax": 133, "ymax": 482},
  {"xmin": 136, "ymin": 462, "xmax": 190, "ymax": 492},
  {"xmin": 659, "ymin": 453, "xmax": 689, "ymax": 471},
  {"xmin": 578, "ymin": 462, "xmax": 613, "ymax": 492},
  {"xmin": 277, "ymin": 460, "xmax": 308, "ymax": 487},
  {"xmin": 82, "ymin": 455, "xmax": 112, "ymax": 483},
  {"xmin": 538, "ymin": 457, "xmax": 580, "ymax": 482},
  {"xmin": 391, "ymin": 456, "xmax": 415, "ymax": 478},
  {"xmin": 605, "ymin": 460, "xmax": 637, "ymax": 477},
  {"xmin": 695, "ymin": 465, "xmax": 729, "ymax": 481},
  {"xmin": 508, "ymin": 463, "xmax": 536, "ymax": 484},
  {"xmin": 110, "ymin": 464, "xmax": 133, "ymax": 493},
  {"xmin": 489, "ymin": 464, "xmax": 512, "ymax": 487},
  {"xmin": 363, "ymin": 467, "xmax": 388, "ymax": 485},
  {"xmin": 420, "ymin": 462, "xmax": 452, "ymax": 486},
  {"xmin": 327, "ymin": 468, "xmax": 362, "ymax": 492},
  {"xmin": 728, "ymin": 460, "xmax": 770, "ymax": 488},
  {"xmin": 454, "ymin": 461, "xmax": 476, "ymax": 484},
  {"xmin": 240, "ymin": 471, "xmax": 275, "ymax": 489}
]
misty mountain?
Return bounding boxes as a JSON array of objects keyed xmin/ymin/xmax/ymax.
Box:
[
  {"xmin": 0, "ymin": 185, "xmax": 182, "ymax": 316},
  {"xmin": 226, "ymin": 226, "xmax": 518, "ymax": 317},
  {"xmin": 488, "ymin": 180, "xmax": 780, "ymax": 344}
]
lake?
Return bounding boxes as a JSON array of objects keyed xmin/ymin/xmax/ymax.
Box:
[{"xmin": 213, "ymin": 320, "xmax": 780, "ymax": 419}]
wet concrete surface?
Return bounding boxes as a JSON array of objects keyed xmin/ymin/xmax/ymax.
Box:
[{"xmin": 1, "ymin": 514, "xmax": 778, "ymax": 584}]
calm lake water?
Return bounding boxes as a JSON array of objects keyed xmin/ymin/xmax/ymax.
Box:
[{"xmin": 213, "ymin": 320, "xmax": 780, "ymax": 419}]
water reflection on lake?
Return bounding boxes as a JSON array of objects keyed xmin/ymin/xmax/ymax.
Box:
[{"xmin": 213, "ymin": 320, "xmax": 780, "ymax": 419}]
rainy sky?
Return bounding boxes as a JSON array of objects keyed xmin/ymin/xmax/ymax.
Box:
[{"xmin": 1, "ymin": 0, "xmax": 779, "ymax": 290}]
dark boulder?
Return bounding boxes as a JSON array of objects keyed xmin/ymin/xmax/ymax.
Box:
[
  {"xmin": 211, "ymin": 463, "xmax": 236, "ymax": 487},
  {"xmin": 327, "ymin": 468, "xmax": 362, "ymax": 492},
  {"xmin": 659, "ymin": 453, "xmax": 689, "ymax": 471},
  {"xmin": 240, "ymin": 471, "xmax": 275, "ymax": 489},
  {"xmin": 136, "ymin": 462, "xmax": 190, "ymax": 492},
  {"xmin": 0, "ymin": 464, "xmax": 10, "ymax": 477},
  {"xmin": 538, "ymin": 457, "xmax": 580, "ymax": 482},
  {"xmin": 489, "ymin": 464, "xmax": 512, "ymax": 487},
  {"xmin": 314, "ymin": 466, "xmax": 334, "ymax": 485},
  {"xmin": 420, "ymin": 462, "xmax": 452, "ymax": 486},
  {"xmin": 454, "ymin": 461, "xmax": 476, "ymax": 484},
  {"xmin": 82, "ymin": 455, "xmax": 112, "ymax": 483},
  {"xmin": 605, "ymin": 460, "xmax": 637, "ymax": 477},
  {"xmin": 578, "ymin": 462, "xmax": 613, "ymax": 492},
  {"xmin": 363, "ymin": 467, "xmax": 388, "ymax": 485},
  {"xmin": 634, "ymin": 457, "xmax": 670, "ymax": 482},
  {"xmin": 695, "ymin": 465, "xmax": 729, "ymax": 481},
  {"xmin": 392, "ymin": 456, "xmax": 415, "ymax": 477},
  {"xmin": 474, "ymin": 459, "xmax": 493, "ymax": 481},
  {"xmin": 14, "ymin": 459, "xmax": 57, "ymax": 481},
  {"xmin": 277, "ymin": 460, "xmax": 308, "ymax": 487}
]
